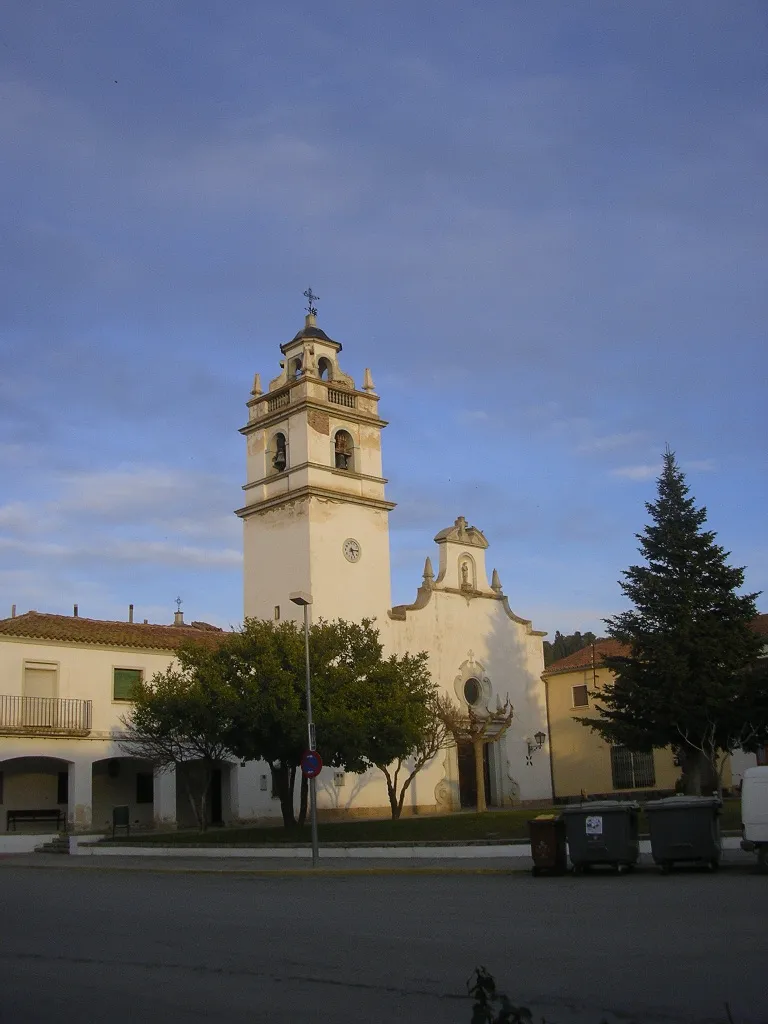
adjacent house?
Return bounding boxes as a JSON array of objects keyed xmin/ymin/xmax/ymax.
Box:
[
  {"xmin": 0, "ymin": 610, "xmax": 230, "ymax": 833},
  {"xmin": 544, "ymin": 613, "xmax": 768, "ymax": 800},
  {"xmin": 543, "ymin": 640, "xmax": 680, "ymax": 801}
]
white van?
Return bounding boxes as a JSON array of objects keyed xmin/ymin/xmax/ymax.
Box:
[{"xmin": 740, "ymin": 765, "xmax": 768, "ymax": 873}]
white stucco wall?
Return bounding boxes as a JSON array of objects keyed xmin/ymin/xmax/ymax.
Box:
[
  {"xmin": 0, "ymin": 638, "xmax": 179, "ymax": 831},
  {"xmin": 384, "ymin": 586, "xmax": 551, "ymax": 806},
  {"xmin": 0, "ymin": 636, "xmax": 176, "ymax": 734}
]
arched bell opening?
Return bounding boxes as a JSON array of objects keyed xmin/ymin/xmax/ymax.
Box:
[
  {"xmin": 333, "ymin": 429, "xmax": 355, "ymax": 472},
  {"xmin": 271, "ymin": 431, "xmax": 288, "ymax": 473}
]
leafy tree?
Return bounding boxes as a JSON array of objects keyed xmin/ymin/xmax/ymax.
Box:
[
  {"xmin": 543, "ymin": 630, "xmax": 598, "ymax": 667},
  {"xmin": 337, "ymin": 651, "xmax": 446, "ymax": 819},
  {"xmin": 119, "ymin": 644, "xmax": 234, "ymax": 830},
  {"xmin": 218, "ymin": 617, "xmax": 438, "ymax": 826},
  {"xmin": 579, "ymin": 450, "xmax": 765, "ymax": 794}
]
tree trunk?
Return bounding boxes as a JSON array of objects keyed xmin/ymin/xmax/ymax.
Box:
[
  {"xmin": 180, "ymin": 763, "xmax": 208, "ymax": 832},
  {"xmin": 271, "ymin": 763, "xmax": 296, "ymax": 827},
  {"xmin": 298, "ymin": 773, "xmax": 308, "ymax": 827},
  {"xmin": 474, "ymin": 740, "xmax": 487, "ymax": 813},
  {"xmin": 681, "ymin": 747, "xmax": 705, "ymax": 796},
  {"xmin": 381, "ymin": 766, "xmax": 401, "ymax": 819}
]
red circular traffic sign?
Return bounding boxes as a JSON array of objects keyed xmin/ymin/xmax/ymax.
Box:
[{"xmin": 301, "ymin": 750, "xmax": 323, "ymax": 779}]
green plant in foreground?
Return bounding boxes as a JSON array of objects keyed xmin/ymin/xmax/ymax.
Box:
[
  {"xmin": 467, "ymin": 968, "xmax": 533, "ymax": 1023},
  {"xmin": 468, "ymin": 967, "xmax": 739, "ymax": 1023}
]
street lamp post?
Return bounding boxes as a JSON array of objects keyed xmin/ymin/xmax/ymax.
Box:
[{"xmin": 290, "ymin": 591, "xmax": 319, "ymax": 867}]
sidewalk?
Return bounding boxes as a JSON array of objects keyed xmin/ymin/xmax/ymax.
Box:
[
  {"xmin": 0, "ymin": 852, "xmax": 530, "ymax": 874},
  {"xmin": 0, "ymin": 841, "xmax": 756, "ymax": 876}
]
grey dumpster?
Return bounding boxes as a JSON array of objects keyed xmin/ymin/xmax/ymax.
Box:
[
  {"xmin": 644, "ymin": 795, "xmax": 721, "ymax": 872},
  {"xmin": 563, "ymin": 800, "xmax": 640, "ymax": 873}
]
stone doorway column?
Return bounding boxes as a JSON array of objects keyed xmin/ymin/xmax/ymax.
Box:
[
  {"xmin": 153, "ymin": 768, "xmax": 177, "ymax": 830},
  {"xmin": 68, "ymin": 760, "xmax": 93, "ymax": 832}
]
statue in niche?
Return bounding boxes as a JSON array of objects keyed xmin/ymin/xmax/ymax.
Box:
[{"xmin": 460, "ymin": 561, "xmax": 471, "ymax": 587}]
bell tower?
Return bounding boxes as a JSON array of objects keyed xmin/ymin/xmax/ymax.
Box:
[{"xmin": 236, "ymin": 296, "xmax": 395, "ymax": 625}]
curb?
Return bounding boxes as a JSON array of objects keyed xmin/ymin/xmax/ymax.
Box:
[{"xmin": 69, "ymin": 837, "xmax": 743, "ymax": 859}]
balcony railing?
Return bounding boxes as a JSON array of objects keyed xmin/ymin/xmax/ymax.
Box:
[
  {"xmin": 328, "ymin": 388, "xmax": 356, "ymax": 409},
  {"xmin": 267, "ymin": 391, "xmax": 290, "ymax": 413},
  {"xmin": 0, "ymin": 695, "xmax": 93, "ymax": 735}
]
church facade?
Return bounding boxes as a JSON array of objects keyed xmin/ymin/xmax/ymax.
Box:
[
  {"xmin": 235, "ymin": 310, "xmax": 552, "ymax": 814},
  {"xmin": 0, "ymin": 310, "xmax": 552, "ymax": 836}
]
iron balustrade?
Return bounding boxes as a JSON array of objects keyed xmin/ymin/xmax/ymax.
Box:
[{"xmin": 0, "ymin": 695, "xmax": 92, "ymax": 733}]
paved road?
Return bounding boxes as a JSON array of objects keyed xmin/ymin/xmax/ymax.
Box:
[{"xmin": 0, "ymin": 860, "xmax": 766, "ymax": 1024}]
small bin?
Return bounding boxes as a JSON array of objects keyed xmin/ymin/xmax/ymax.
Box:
[
  {"xmin": 644, "ymin": 795, "xmax": 721, "ymax": 872},
  {"xmin": 528, "ymin": 814, "xmax": 567, "ymax": 876},
  {"xmin": 563, "ymin": 800, "xmax": 640, "ymax": 874}
]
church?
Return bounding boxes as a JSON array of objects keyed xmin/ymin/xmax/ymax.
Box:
[{"xmin": 0, "ymin": 306, "xmax": 552, "ymax": 834}]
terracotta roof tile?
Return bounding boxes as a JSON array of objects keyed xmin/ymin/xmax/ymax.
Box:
[
  {"xmin": 543, "ymin": 640, "xmax": 628, "ymax": 676},
  {"xmin": 0, "ymin": 611, "xmax": 228, "ymax": 651}
]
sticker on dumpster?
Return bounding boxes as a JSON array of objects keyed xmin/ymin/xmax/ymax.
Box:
[{"xmin": 585, "ymin": 815, "xmax": 603, "ymax": 836}]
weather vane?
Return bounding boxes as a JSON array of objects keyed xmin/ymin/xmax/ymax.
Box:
[{"xmin": 303, "ymin": 287, "xmax": 320, "ymax": 317}]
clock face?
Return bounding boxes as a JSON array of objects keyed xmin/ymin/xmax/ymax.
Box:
[{"xmin": 343, "ymin": 538, "xmax": 361, "ymax": 563}]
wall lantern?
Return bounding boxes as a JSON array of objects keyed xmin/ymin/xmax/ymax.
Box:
[{"xmin": 527, "ymin": 731, "xmax": 547, "ymax": 755}]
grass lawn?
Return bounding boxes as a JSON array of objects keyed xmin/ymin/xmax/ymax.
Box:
[{"xmin": 101, "ymin": 798, "xmax": 742, "ymax": 845}]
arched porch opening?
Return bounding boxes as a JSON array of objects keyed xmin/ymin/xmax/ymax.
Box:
[
  {"xmin": 0, "ymin": 755, "xmax": 72, "ymax": 832},
  {"xmin": 91, "ymin": 756, "xmax": 156, "ymax": 833},
  {"xmin": 175, "ymin": 760, "xmax": 235, "ymax": 830}
]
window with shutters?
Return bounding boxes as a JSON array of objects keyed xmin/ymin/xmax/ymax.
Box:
[
  {"xmin": 113, "ymin": 668, "xmax": 143, "ymax": 702},
  {"xmin": 23, "ymin": 662, "xmax": 57, "ymax": 698},
  {"xmin": 571, "ymin": 684, "xmax": 589, "ymax": 708}
]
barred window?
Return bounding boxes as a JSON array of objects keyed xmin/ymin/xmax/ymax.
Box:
[
  {"xmin": 610, "ymin": 746, "xmax": 656, "ymax": 789},
  {"xmin": 572, "ymin": 684, "xmax": 589, "ymax": 708}
]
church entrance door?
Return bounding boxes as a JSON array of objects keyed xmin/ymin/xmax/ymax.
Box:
[{"xmin": 457, "ymin": 742, "xmax": 492, "ymax": 810}]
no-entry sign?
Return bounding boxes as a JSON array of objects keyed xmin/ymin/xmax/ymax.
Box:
[{"xmin": 300, "ymin": 750, "xmax": 323, "ymax": 779}]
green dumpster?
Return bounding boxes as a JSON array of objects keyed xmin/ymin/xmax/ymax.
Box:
[
  {"xmin": 528, "ymin": 814, "xmax": 567, "ymax": 876},
  {"xmin": 563, "ymin": 800, "xmax": 640, "ymax": 874},
  {"xmin": 644, "ymin": 795, "xmax": 721, "ymax": 872}
]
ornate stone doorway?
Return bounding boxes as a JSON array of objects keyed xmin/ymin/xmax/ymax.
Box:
[{"xmin": 457, "ymin": 742, "xmax": 492, "ymax": 810}]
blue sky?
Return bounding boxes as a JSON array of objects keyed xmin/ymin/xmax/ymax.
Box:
[{"xmin": 1, "ymin": 1, "xmax": 765, "ymax": 635}]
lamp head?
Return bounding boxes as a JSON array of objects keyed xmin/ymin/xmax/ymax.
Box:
[{"xmin": 289, "ymin": 591, "xmax": 313, "ymax": 608}]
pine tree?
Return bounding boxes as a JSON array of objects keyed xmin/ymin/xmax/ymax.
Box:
[{"xmin": 580, "ymin": 450, "xmax": 765, "ymax": 795}]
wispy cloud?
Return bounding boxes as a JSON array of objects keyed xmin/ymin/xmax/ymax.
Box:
[
  {"xmin": 612, "ymin": 458, "xmax": 717, "ymax": 482},
  {"xmin": 577, "ymin": 431, "xmax": 648, "ymax": 454},
  {"xmin": 0, "ymin": 536, "xmax": 241, "ymax": 569},
  {"xmin": 612, "ymin": 464, "xmax": 660, "ymax": 481}
]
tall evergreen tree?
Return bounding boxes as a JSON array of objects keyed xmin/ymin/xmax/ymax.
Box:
[{"xmin": 579, "ymin": 450, "xmax": 765, "ymax": 794}]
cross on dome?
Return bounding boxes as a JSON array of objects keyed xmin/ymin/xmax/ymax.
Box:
[{"xmin": 303, "ymin": 287, "xmax": 320, "ymax": 317}]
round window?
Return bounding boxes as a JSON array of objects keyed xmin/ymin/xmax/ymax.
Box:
[{"xmin": 463, "ymin": 678, "xmax": 481, "ymax": 706}]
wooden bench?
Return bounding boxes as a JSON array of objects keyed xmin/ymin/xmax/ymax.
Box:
[{"xmin": 6, "ymin": 809, "xmax": 65, "ymax": 831}]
